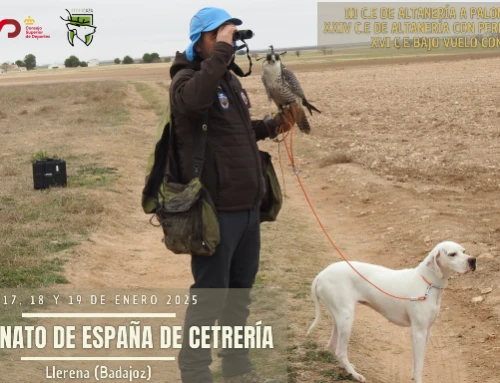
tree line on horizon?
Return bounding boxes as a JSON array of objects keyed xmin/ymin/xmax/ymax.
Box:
[
  {"xmin": 113, "ymin": 52, "xmax": 172, "ymax": 65},
  {"xmin": 3, "ymin": 47, "xmax": 330, "ymax": 71},
  {"xmin": 64, "ymin": 56, "xmax": 88, "ymax": 68},
  {"xmin": 1, "ymin": 52, "xmax": 174, "ymax": 70},
  {"xmin": 1, "ymin": 54, "xmax": 90, "ymax": 70},
  {"xmin": 1, "ymin": 54, "xmax": 36, "ymax": 71}
]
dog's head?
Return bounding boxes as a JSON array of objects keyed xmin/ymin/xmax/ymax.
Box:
[{"xmin": 426, "ymin": 241, "xmax": 476, "ymax": 279}]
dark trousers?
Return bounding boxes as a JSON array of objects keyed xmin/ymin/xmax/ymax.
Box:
[{"xmin": 178, "ymin": 207, "xmax": 261, "ymax": 383}]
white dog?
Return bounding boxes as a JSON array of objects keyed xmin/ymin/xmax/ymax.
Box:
[{"xmin": 307, "ymin": 241, "xmax": 476, "ymax": 383}]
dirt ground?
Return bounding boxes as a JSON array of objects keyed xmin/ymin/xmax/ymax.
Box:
[{"xmin": 2, "ymin": 52, "xmax": 500, "ymax": 382}]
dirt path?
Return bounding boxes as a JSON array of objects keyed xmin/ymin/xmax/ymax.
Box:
[
  {"xmin": 56, "ymin": 74, "xmax": 499, "ymax": 383},
  {"xmin": 63, "ymin": 83, "xmax": 191, "ymax": 290}
]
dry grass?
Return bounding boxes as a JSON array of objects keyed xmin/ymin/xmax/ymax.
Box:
[
  {"xmin": 1, "ymin": 81, "xmax": 129, "ymax": 130},
  {"xmin": 133, "ymin": 81, "xmax": 167, "ymax": 116},
  {"xmin": 318, "ymin": 152, "xmax": 353, "ymax": 168},
  {"xmin": 35, "ymin": 105, "xmax": 56, "ymax": 114},
  {"xmin": 0, "ymin": 81, "xmax": 128, "ymax": 288},
  {"xmin": 0, "ymin": 165, "xmax": 19, "ymax": 177},
  {"xmin": 156, "ymin": 81, "xmax": 170, "ymax": 91},
  {"xmin": 0, "ymin": 189, "xmax": 102, "ymax": 287}
]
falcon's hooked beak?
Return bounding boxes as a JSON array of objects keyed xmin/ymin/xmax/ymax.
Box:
[{"xmin": 256, "ymin": 45, "xmax": 286, "ymax": 64}]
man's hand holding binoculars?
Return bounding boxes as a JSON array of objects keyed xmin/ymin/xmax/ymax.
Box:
[
  {"xmin": 217, "ymin": 25, "xmax": 254, "ymax": 46},
  {"xmin": 216, "ymin": 24, "xmax": 238, "ymax": 46}
]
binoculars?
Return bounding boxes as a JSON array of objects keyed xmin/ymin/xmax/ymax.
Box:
[{"xmin": 233, "ymin": 30, "xmax": 254, "ymax": 41}]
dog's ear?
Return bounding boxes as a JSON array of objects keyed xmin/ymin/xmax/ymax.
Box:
[{"xmin": 426, "ymin": 248, "xmax": 444, "ymax": 279}]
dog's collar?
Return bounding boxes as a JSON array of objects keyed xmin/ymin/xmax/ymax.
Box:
[
  {"xmin": 409, "ymin": 274, "xmax": 445, "ymax": 301},
  {"xmin": 413, "ymin": 273, "xmax": 444, "ymax": 301},
  {"xmin": 420, "ymin": 273, "xmax": 444, "ymax": 289}
]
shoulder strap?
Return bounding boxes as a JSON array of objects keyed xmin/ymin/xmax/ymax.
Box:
[{"xmin": 192, "ymin": 109, "xmax": 209, "ymax": 179}]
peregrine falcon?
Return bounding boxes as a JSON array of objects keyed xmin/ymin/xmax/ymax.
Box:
[{"xmin": 261, "ymin": 45, "xmax": 321, "ymax": 134}]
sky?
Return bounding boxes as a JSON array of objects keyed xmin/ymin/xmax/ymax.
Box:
[
  {"xmin": 0, "ymin": 0, "xmax": 318, "ymax": 65},
  {"xmin": 1, "ymin": 1, "xmax": 488, "ymax": 66}
]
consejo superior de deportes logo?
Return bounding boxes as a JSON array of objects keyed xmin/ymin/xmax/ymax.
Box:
[
  {"xmin": 60, "ymin": 8, "xmax": 96, "ymax": 46},
  {"xmin": 0, "ymin": 19, "xmax": 21, "ymax": 38}
]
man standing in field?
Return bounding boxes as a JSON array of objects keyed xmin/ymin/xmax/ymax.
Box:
[{"xmin": 169, "ymin": 7, "xmax": 294, "ymax": 383}]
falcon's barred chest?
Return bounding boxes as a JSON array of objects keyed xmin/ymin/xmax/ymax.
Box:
[
  {"xmin": 260, "ymin": 47, "xmax": 321, "ymax": 134},
  {"xmin": 261, "ymin": 62, "xmax": 297, "ymax": 107}
]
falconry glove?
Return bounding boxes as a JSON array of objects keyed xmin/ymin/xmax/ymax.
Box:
[{"xmin": 263, "ymin": 103, "xmax": 300, "ymax": 138}]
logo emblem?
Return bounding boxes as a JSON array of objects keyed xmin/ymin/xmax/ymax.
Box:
[
  {"xmin": 240, "ymin": 90, "xmax": 249, "ymax": 106},
  {"xmin": 60, "ymin": 9, "xmax": 96, "ymax": 46},
  {"xmin": 218, "ymin": 92, "xmax": 229, "ymax": 109},
  {"xmin": 24, "ymin": 16, "xmax": 35, "ymax": 25},
  {"xmin": 0, "ymin": 19, "xmax": 21, "ymax": 38}
]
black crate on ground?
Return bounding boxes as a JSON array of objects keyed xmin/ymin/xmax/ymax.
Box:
[{"xmin": 32, "ymin": 159, "xmax": 67, "ymax": 190}]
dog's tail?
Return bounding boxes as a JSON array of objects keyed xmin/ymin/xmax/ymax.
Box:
[{"xmin": 306, "ymin": 275, "xmax": 322, "ymax": 336}]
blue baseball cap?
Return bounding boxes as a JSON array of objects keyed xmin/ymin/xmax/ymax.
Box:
[{"xmin": 186, "ymin": 7, "xmax": 242, "ymax": 61}]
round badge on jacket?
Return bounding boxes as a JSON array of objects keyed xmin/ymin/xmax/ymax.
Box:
[{"xmin": 218, "ymin": 92, "xmax": 230, "ymax": 109}]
